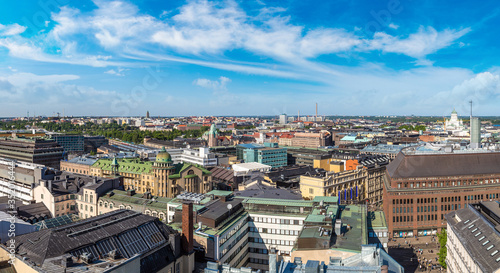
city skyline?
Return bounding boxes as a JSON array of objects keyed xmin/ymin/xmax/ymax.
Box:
[{"xmin": 1, "ymin": 0, "xmax": 500, "ymax": 116}]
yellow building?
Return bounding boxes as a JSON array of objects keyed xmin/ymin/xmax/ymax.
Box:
[
  {"xmin": 90, "ymin": 147, "xmax": 213, "ymax": 198},
  {"xmin": 300, "ymin": 167, "xmax": 367, "ymax": 202}
]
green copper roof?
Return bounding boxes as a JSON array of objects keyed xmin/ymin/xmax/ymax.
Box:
[
  {"xmin": 93, "ymin": 158, "xmax": 154, "ymax": 174},
  {"xmin": 209, "ymin": 124, "xmax": 217, "ymax": 135},
  {"xmin": 156, "ymin": 146, "xmax": 172, "ymax": 163},
  {"xmin": 452, "ymin": 108, "xmax": 457, "ymax": 114}
]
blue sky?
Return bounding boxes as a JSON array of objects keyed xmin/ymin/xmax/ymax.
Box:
[{"xmin": 1, "ymin": 0, "xmax": 500, "ymax": 117}]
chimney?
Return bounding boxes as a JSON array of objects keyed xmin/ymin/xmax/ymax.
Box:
[
  {"xmin": 48, "ymin": 181, "xmax": 53, "ymax": 192},
  {"xmin": 381, "ymin": 265, "xmax": 389, "ymax": 273},
  {"xmin": 335, "ymin": 219, "xmax": 342, "ymax": 236},
  {"xmin": 62, "ymin": 179, "xmax": 68, "ymax": 190},
  {"xmin": 182, "ymin": 201, "xmax": 194, "ymax": 253}
]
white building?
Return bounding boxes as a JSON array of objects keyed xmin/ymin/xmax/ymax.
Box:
[
  {"xmin": 162, "ymin": 147, "xmax": 218, "ymax": 167},
  {"xmin": 446, "ymin": 201, "xmax": 500, "ymax": 273},
  {"xmin": 445, "ymin": 108, "xmax": 465, "ymax": 131},
  {"xmin": 0, "ymin": 158, "xmax": 48, "ymax": 204},
  {"xmin": 279, "ymin": 114, "xmax": 287, "ymax": 125},
  {"xmin": 232, "ymin": 162, "xmax": 272, "ymax": 177}
]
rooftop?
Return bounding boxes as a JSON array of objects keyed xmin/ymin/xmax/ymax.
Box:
[
  {"xmin": 387, "ymin": 151, "xmax": 500, "ymax": 179},
  {"xmin": 446, "ymin": 201, "xmax": 500, "ymax": 273}
]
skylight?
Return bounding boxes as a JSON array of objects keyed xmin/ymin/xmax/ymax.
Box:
[
  {"xmin": 491, "ymin": 250, "xmax": 499, "ymax": 256},
  {"xmin": 475, "ymin": 232, "xmax": 482, "ymax": 237},
  {"xmin": 487, "ymin": 245, "xmax": 494, "ymax": 251},
  {"xmin": 479, "ymin": 236, "xmax": 485, "ymax": 241},
  {"xmin": 469, "ymin": 224, "xmax": 475, "ymax": 229},
  {"xmin": 483, "ymin": 240, "xmax": 490, "ymax": 246}
]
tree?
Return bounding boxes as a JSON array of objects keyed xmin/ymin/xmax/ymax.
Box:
[{"xmin": 437, "ymin": 229, "xmax": 447, "ymax": 269}]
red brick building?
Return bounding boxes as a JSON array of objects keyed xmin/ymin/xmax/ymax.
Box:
[{"xmin": 383, "ymin": 151, "xmax": 500, "ymax": 238}]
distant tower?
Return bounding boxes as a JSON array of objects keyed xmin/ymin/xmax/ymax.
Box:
[
  {"xmin": 208, "ymin": 124, "xmax": 218, "ymax": 147},
  {"xmin": 146, "ymin": 110, "xmax": 150, "ymax": 118},
  {"xmin": 315, "ymin": 103, "xmax": 318, "ymax": 121}
]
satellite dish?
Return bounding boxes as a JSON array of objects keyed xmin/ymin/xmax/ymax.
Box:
[{"xmin": 227, "ymin": 204, "xmax": 232, "ymax": 210}]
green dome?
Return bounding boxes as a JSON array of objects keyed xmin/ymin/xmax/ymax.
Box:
[{"xmin": 156, "ymin": 147, "xmax": 172, "ymax": 163}]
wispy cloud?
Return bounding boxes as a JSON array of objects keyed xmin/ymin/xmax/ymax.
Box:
[
  {"xmin": 193, "ymin": 76, "xmax": 231, "ymax": 90},
  {"xmin": 105, "ymin": 67, "xmax": 128, "ymax": 76},
  {"xmin": 0, "ymin": 23, "xmax": 26, "ymax": 36}
]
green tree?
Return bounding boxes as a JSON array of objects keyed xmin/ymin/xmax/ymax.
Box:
[{"xmin": 437, "ymin": 229, "xmax": 447, "ymax": 269}]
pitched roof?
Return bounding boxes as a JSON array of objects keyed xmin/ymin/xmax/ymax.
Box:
[
  {"xmin": 13, "ymin": 210, "xmax": 175, "ymax": 266},
  {"xmin": 387, "ymin": 152, "xmax": 500, "ymax": 178}
]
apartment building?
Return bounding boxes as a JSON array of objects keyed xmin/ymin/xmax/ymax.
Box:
[{"xmin": 33, "ymin": 171, "xmax": 119, "ymax": 218}]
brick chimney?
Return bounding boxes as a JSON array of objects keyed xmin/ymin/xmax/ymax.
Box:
[{"xmin": 182, "ymin": 201, "xmax": 194, "ymax": 253}]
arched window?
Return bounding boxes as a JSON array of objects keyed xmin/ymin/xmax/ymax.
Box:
[
  {"xmin": 120, "ymin": 205, "xmax": 125, "ymax": 209},
  {"xmin": 187, "ymin": 170, "xmax": 194, "ymax": 175}
]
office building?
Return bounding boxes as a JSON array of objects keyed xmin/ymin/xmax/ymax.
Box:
[
  {"xmin": 383, "ymin": 147, "xmax": 500, "ymax": 238},
  {"xmin": 0, "ymin": 136, "xmax": 64, "ymax": 169},
  {"xmin": 205, "ymin": 244, "xmax": 403, "ymax": 273},
  {"xmin": 49, "ymin": 134, "xmax": 84, "ymax": 153},
  {"xmin": 471, "ymin": 117, "xmax": 482, "ymax": 149},
  {"xmin": 446, "ymin": 201, "xmax": 500, "ymax": 273},
  {"xmin": 243, "ymin": 144, "xmax": 287, "ymax": 168},
  {"xmin": 83, "ymin": 135, "xmax": 108, "ymax": 152},
  {"xmin": 300, "ymin": 167, "xmax": 366, "ymax": 202},
  {"xmin": 0, "ymin": 158, "xmax": 49, "ymax": 204},
  {"xmin": 290, "ymin": 132, "xmax": 332, "ymax": 148},
  {"xmin": 279, "ymin": 114, "xmax": 287, "ymax": 125}
]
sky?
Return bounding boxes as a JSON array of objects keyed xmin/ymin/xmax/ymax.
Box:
[{"xmin": 1, "ymin": 0, "xmax": 500, "ymax": 117}]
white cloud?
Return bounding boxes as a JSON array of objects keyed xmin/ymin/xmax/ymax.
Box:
[
  {"xmin": 193, "ymin": 76, "xmax": 231, "ymax": 90},
  {"xmin": 0, "ymin": 23, "xmax": 26, "ymax": 36},
  {"xmin": 366, "ymin": 26, "xmax": 471, "ymax": 58},
  {"xmin": 105, "ymin": 67, "xmax": 128, "ymax": 76},
  {"xmin": 388, "ymin": 23, "xmax": 399, "ymax": 30},
  {"xmin": 429, "ymin": 72, "xmax": 500, "ymax": 113},
  {"xmin": 0, "ymin": 72, "xmax": 118, "ymax": 115}
]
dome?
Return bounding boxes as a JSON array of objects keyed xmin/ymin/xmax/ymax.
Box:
[{"xmin": 156, "ymin": 147, "xmax": 172, "ymax": 163}]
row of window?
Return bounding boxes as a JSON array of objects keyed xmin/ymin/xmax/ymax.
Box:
[
  {"xmin": 248, "ymin": 227, "xmax": 300, "ymax": 236},
  {"xmin": 251, "ymin": 217, "xmax": 302, "ymax": 225},
  {"xmin": 397, "ymin": 179, "xmax": 500, "ymax": 189},
  {"xmin": 393, "ymin": 194, "xmax": 499, "ymax": 205},
  {"xmin": 393, "ymin": 214, "xmax": 440, "ymax": 223},
  {"xmin": 248, "ymin": 236, "xmax": 295, "ymax": 246}
]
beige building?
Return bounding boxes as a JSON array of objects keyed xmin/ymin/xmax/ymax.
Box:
[
  {"xmin": 90, "ymin": 148, "xmax": 213, "ymax": 198},
  {"xmin": 300, "ymin": 167, "xmax": 367, "ymax": 202},
  {"xmin": 33, "ymin": 171, "xmax": 119, "ymax": 218},
  {"xmin": 290, "ymin": 132, "xmax": 330, "ymax": 148},
  {"xmin": 60, "ymin": 157, "xmax": 96, "ymax": 175}
]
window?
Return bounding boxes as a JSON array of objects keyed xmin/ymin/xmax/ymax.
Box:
[
  {"xmin": 41, "ymin": 194, "xmax": 44, "ymax": 199},
  {"xmin": 309, "ymin": 188, "xmax": 314, "ymax": 194}
]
